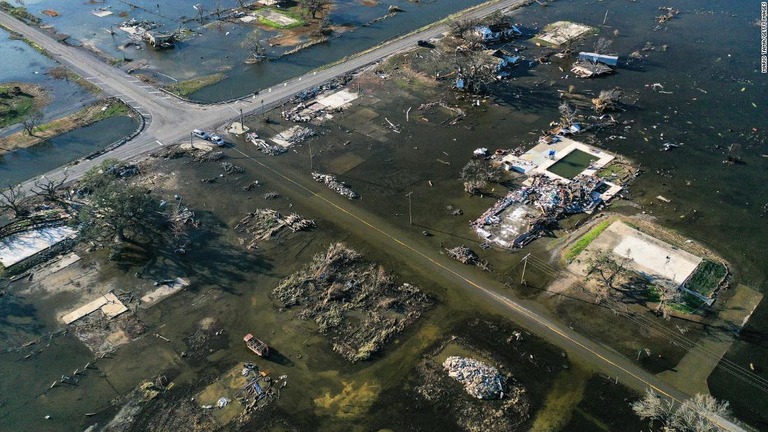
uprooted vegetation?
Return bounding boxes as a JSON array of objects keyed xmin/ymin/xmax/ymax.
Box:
[
  {"xmin": 234, "ymin": 208, "xmax": 315, "ymax": 250},
  {"xmin": 271, "ymin": 242, "xmax": 433, "ymax": 363}
]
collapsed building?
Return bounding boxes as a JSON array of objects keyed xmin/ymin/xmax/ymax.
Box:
[{"xmin": 473, "ymin": 139, "xmax": 622, "ymax": 249}]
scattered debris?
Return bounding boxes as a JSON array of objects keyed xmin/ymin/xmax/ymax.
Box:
[
  {"xmin": 657, "ymin": 7, "xmax": 679, "ymax": 24},
  {"xmin": 312, "ymin": 172, "xmax": 359, "ymax": 199}
]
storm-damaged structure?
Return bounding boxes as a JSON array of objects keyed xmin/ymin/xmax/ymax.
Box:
[{"xmin": 472, "ymin": 139, "xmax": 622, "ymax": 249}]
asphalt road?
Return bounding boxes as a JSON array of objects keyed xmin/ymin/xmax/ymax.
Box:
[{"xmin": 0, "ymin": 4, "xmax": 747, "ymax": 430}]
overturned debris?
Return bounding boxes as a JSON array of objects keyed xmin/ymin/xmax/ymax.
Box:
[
  {"xmin": 312, "ymin": 172, "xmax": 359, "ymax": 199},
  {"xmin": 234, "ymin": 208, "xmax": 315, "ymax": 249},
  {"xmin": 272, "ymin": 242, "xmax": 432, "ymax": 362},
  {"xmin": 571, "ymin": 60, "xmax": 614, "ymax": 78}
]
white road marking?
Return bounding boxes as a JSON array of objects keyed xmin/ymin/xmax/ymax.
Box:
[{"xmin": 156, "ymin": 140, "xmax": 164, "ymax": 146}]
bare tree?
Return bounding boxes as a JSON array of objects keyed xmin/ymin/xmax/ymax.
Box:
[
  {"xmin": 558, "ymin": 101, "xmax": 578, "ymax": 127},
  {"xmin": 633, "ymin": 389, "xmax": 733, "ymax": 432},
  {"xmin": 650, "ymin": 281, "xmax": 679, "ymax": 319},
  {"xmin": 460, "ymin": 159, "xmax": 504, "ymax": 195},
  {"xmin": 586, "ymin": 251, "xmax": 631, "ymax": 291},
  {"xmin": 21, "ymin": 110, "xmax": 43, "ymax": 136},
  {"xmin": 593, "ymin": 37, "xmax": 613, "ymax": 54},
  {"xmin": 0, "ymin": 184, "xmax": 29, "ymax": 218},
  {"xmin": 193, "ymin": 4, "xmax": 206, "ymax": 24},
  {"xmin": 241, "ymin": 29, "xmax": 267, "ymax": 63},
  {"xmin": 32, "ymin": 174, "xmax": 68, "ymax": 204},
  {"xmin": 592, "ymin": 87, "xmax": 623, "ymax": 113}
]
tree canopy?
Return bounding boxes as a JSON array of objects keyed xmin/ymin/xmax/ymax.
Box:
[{"xmin": 76, "ymin": 161, "xmax": 160, "ymax": 245}]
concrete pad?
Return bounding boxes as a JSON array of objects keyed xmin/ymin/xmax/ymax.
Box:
[
  {"xmin": 140, "ymin": 277, "xmax": 190, "ymax": 307},
  {"xmin": 570, "ymin": 221, "xmax": 701, "ymax": 287},
  {"xmin": 228, "ymin": 122, "xmax": 249, "ymax": 135},
  {"xmin": 253, "ymin": 9, "xmax": 298, "ymax": 27},
  {"xmin": 612, "ymin": 235, "xmax": 701, "ymax": 285},
  {"xmin": 0, "ymin": 226, "xmax": 77, "ymax": 267},
  {"xmin": 61, "ymin": 292, "xmax": 127, "ymax": 324},
  {"xmin": 315, "ymin": 89, "xmax": 359, "ymax": 110},
  {"xmin": 537, "ymin": 21, "xmax": 595, "ymax": 46}
]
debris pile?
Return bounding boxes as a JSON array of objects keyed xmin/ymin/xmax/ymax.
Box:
[
  {"xmin": 443, "ymin": 356, "xmax": 506, "ymax": 400},
  {"xmin": 471, "ymin": 174, "xmax": 608, "ymax": 248},
  {"xmin": 282, "ymin": 126, "xmax": 316, "ymax": 145},
  {"xmin": 221, "ymin": 162, "xmax": 245, "ymax": 174},
  {"xmin": 312, "ymin": 172, "xmax": 359, "ymax": 199},
  {"xmin": 272, "ymin": 242, "xmax": 432, "ymax": 362},
  {"xmin": 234, "ymin": 208, "xmax": 315, "ymax": 249},
  {"xmin": 246, "ymin": 132, "xmax": 286, "ymax": 156},
  {"xmin": 446, "ymin": 245, "xmax": 478, "ymax": 264},
  {"xmin": 119, "ymin": 19, "xmax": 160, "ymax": 40}
]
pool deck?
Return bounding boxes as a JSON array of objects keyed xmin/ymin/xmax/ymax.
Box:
[{"xmin": 502, "ymin": 138, "xmax": 614, "ymax": 181}]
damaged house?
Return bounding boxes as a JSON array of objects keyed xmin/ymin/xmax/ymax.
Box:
[{"xmin": 474, "ymin": 23, "xmax": 523, "ymax": 43}]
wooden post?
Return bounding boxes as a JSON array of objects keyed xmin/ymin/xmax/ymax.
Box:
[
  {"xmin": 520, "ymin": 253, "xmax": 530, "ymax": 285},
  {"xmin": 406, "ymin": 191, "xmax": 413, "ymax": 225}
]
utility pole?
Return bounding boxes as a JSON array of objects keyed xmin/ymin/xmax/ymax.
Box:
[
  {"xmin": 309, "ymin": 141, "xmax": 313, "ymax": 171},
  {"xmin": 406, "ymin": 191, "xmax": 413, "ymax": 225},
  {"xmin": 261, "ymin": 99, "xmax": 264, "ymax": 118},
  {"xmin": 520, "ymin": 253, "xmax": 531, "ymax": 285},
  {"xmin": 239, "ymin": 108, "xmax": 243, "ymax": 126},
  {"xmin": 190, "ymin": 132, "xmax": 194, "ymax": 149}
]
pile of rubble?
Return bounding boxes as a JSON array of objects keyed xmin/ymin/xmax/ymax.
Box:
[
  {"xmin": 446, "ymin": 246, "xmax": 479, "ymax": 264},
  {"xmin": 312, "ymin": 172, "xmax": 359, "ymax": 199},
  {"xmin": 282, "ymin": 126, "xmax": 316, "ymax": 145},
  {"xmin": 443, "ymin": 356, "xmax": 506, "ymax": 400},
  {"xmin": 272, "ymin": 242, "xmax": 432, "ymax": 362},
  {"xmin": 246, "ymin": 133, "xmax": 286, "ymax": 156}
]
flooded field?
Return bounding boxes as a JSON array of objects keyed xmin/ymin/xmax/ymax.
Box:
[
  {"xmin": 19, "ymin": 0, "xmax": 485, "ymax": 102},
  {"xmin": 1, "ymin": 0, "xmax": 768, "ymax": 430},
  {"xmin": 0, "ymin": 27, "xmax": 97, "ymax": 128},
  {"xmin": 0, "ymin": 115, "xmax": 139, "ymax": 186}
]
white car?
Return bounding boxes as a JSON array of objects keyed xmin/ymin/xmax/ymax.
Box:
[
  {"xmin": 210, "ymin": 135, "xmax": 225, "ymax": 146},
  {"xmin": 193, "ymin": 129, "xmax": 210, "ymax": 140}
]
